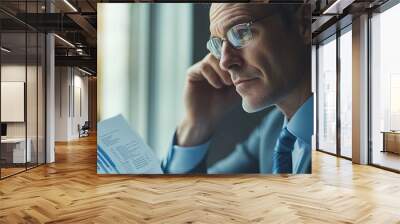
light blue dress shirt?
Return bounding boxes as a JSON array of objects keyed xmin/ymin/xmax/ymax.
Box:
[{"xmin": 162, "ymin": 95, "xmax": 313, "ymax": 174}]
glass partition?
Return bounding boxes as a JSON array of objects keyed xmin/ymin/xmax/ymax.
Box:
[
  {"xmin": 27, "ymin": 31, "xmax": 38, "ymax": 169},
  {"xmin": 27, "ymin": 0, "xmax": 36, "ymax": 170},
  {"xmin": 1, "ymin": 30, "xmax": 28, "ymax": 177},
  {"xmin": 0, "ymin": 1, "xmax": 46, "ymax": 179}
]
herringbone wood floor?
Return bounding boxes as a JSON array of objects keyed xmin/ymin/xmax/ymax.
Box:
[{"xmin": 1, "ymin": 134, "xmax": 400, "ymax": 224}]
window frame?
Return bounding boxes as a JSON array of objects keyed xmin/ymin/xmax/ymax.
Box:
[{"xmin": 315, "ymin": 23, "xmax": 353, "ymax": 161}]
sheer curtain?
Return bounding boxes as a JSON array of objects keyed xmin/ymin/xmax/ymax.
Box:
[
  {"xmin": 147, "ymin": 4, "xmax": 192, "ymax": 157},
  {"xmin": 98, "ymin": 3, "xmax": 193, "ymax": 158}
]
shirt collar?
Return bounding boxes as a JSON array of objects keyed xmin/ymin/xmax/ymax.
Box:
[{"xmin": 283, "ymin": 95, "xmax": 314, "ymax": 145}]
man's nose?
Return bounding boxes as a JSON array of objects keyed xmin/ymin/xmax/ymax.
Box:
[{"xmin": 219, "ymin": 41, "xmax": 243, "ymax": 72}]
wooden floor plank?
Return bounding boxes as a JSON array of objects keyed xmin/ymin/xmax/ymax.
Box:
[{"xmin": 0, "ymin": 134, "xmax": 400, "ymax": 223}]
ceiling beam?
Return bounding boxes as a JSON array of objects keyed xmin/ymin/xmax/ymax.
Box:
[
  {"xmin": 55, "ymin": 55, "xmax": 96, "ymax": 69},
  {"xmin": 322, "ymin": 0, "xmax": 356, "ymax": 14},
  {"xmin": 67, "ymin": 13, "xmax": 97, "ymax": 40}
]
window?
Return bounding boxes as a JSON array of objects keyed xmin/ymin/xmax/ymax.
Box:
[
  {"xmin": 339, "ymin": 28, "xmax": 352, "ymax": 158},
  {"xmin": 317, "ymin": 24, "xmax": 353, "ymax": 159},
  {"xmin": 370, "ymin": 2, "xmax": 400, "ymax": 171},
  {"xmin": 317, "ymin": 36, "xmax": 337, "ymax": 154}
]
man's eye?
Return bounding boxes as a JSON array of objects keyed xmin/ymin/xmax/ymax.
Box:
[
  {"xmin": 236, "ymin": 28, "xmax": 251, "ymax": 40},
  {"xmin": 228, "ymin": 25, "xmax": 252, "ymax": 47}
]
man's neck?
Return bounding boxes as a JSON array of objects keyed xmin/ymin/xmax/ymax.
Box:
[{"xmin": 276, "ymin": 82, "xmax": 312, "ymax": 121}]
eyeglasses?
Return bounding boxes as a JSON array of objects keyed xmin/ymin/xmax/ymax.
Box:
[{"xmin": 206, "ymin": 16, "xmax": 268, "ymax": 59}]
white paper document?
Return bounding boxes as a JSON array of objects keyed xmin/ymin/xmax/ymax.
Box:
[{"xmin": 97, "ymin": 114, "xmax": 163, "ymax": 174}]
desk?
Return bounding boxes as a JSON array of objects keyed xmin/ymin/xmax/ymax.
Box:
[
  {"xmin": 381, "ymin": 131, "xmax": 400, "ymax": 154},
  {"xmin": 1, "ymin": 138, "xmax": 31, "ymax": 163}
]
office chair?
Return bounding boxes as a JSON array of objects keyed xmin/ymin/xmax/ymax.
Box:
[{"xmin": 79, "ymin": 121, "xmax": 90, "ymax": 138}]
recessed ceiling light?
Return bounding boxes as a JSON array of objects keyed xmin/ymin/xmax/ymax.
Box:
[
  {"xmin": 322, "ymin": 0, "xmax": 354, "ymax": 15},
  {"xmin": 54, "ymin": 34, "xmax": 75, "ymax": 48},
  {"xmin": 1, "ymin": 47, "xmax": 11, "ymax": 53},
  {"xmin": 77, "ymin": 67, "xmax": 93, "ymax": 76},
  {"xmin": 63, "ymin": 0, "xmax": 78, "ymax": 12}
]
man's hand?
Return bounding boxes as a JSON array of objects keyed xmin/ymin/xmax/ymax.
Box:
[{"xmin": 176, "ymin": 54, "xmax": 241, "ymax": 146}]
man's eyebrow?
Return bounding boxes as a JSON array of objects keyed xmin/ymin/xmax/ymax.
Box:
[
  {"xmin": 224, "ymin": 16, "xmax": 253, "ymax": 31},
  {"xmin": 211, "ymin": 15, "xmax": 253, "ymax": 37}
]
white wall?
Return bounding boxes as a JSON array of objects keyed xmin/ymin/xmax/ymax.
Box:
[
  {"xmin": 72, "ymin": 73, "xmax": 89, "ymax": 138},
  {"xmin": 55, "ymin": 67, "xmax": 89, "ymax": 141},
  {"xmin": 55, "ymin": 66, "xmax": 68, "ymax": 141}
]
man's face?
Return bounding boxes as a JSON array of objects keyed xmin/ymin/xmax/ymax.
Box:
[{"xmin": 209, "ymin": 3, "xmax": 308, "ymax": 113}]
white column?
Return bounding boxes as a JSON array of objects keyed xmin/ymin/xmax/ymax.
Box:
[
  {"xmin": 352, "ymin": 14, "xmax": 369, "ymax": 164},
  {"xmin": 45, "ymin": 1, "xmax": 56, "ymax": 163},
  {"xmin": 46, "ymin": 33, "xmax": 55, "ymax": 163}
]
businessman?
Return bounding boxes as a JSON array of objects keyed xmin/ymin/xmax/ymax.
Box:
[{"xmin": 162, "ymin": 3, "xmax": 313, "ymax": 174}]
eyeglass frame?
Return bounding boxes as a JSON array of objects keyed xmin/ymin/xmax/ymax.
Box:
[{"xmin": 206, "ymin": 15, "xmax": 270, "ymax": 59}]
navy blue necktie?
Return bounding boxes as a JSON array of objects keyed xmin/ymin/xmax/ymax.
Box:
[{"xmin": 272, "ymin": 127, "xmax": 297, "ymax": 174}]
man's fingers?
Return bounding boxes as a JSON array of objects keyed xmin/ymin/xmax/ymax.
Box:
[
  {"xmin": 187, "ymin": 54, "xmax": 232, "ymax": 89},
  {"xmin": 187, "ymin": 64, "xmax": 205, "ymax": 82},
  {"xmin": 199, "ymin": 63, "xmax": 224, "ymax": 89},
  {"xmin": 207, "ymin": 54, "xmax": 233, "ymax": 85}
]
